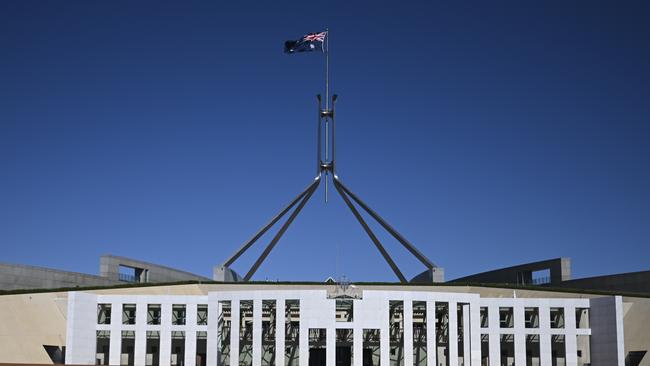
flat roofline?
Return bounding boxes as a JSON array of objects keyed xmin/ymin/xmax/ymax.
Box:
[
  {"xmin": 0, "ymin": 261, "xmax": 112, "ymax": 281},
  {"xmin": 562, "ymin": 269, "xmax": 650, "ymax": 282},
  {"xmin": 101, "ymin": 254, "xmax": 210, "ymax": 280},
  {"xmin": 450, "ymin": 257, "xmax": 569, "ymax": 282},
  {"xmin": 2, "ymin": 279, "xmax": 649, "ymax": 299}
]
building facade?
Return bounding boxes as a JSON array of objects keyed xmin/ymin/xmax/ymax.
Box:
[{"xmin": 65, "ymin": 288, "xmax": 625, "ymax": 366}]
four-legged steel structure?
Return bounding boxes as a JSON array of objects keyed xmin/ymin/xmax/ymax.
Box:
[{"xmin": 218, "ymin": 94, "xmax": 442, "ymax": 283}]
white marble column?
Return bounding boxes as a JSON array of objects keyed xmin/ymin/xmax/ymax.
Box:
[
  {"xmin": 488, "ymin": 306, "xmax": 500, "ymax": 366},
  {"xmin": 186, "ymin": 303, "xmax": 198, "ymax": 366},
  {"xmin": 353, "ymin": 326, "xmax": 363, "ymax": 366},
  {"xmin": 448, "ymin": 302, "xmax": 458, "ymax": 366},
  {"xmin": 326, "ymin": 326, "xmax": 336, "ymax": 366},
  {"xmin": 135, "ymin": 303, "xmax": 147, "ymax": 366},
  {"xmin": 461, "ymin": 305, "xmax": 470, "ymax": 366},
  {"xmin": 468, "ymin": 304, "xmax": 481, "ymax": 365},
  {"xmin": 426, "ymin": 301, "xmax": 436, "ymax": 366},
  {"xmin": 206, "ymin": 299, "xmax": 218, "ymax": 366},
  {"xmin": 404, "ymin": 301, "xmax": 414, "ymax": 366},
  {"xmin": 514, "ymin": 304, "xmax": 526, "ymax": 366},
  {"xmin": 275, "ymin": 299, "xmax": 286, "ymax": 366},
  {"xmin": 230, "ymin": 301, "xmax": 241, "ymax": 366},
  {"xmin": 538, "ymin": 304, "xmax": 551, "ymax": 366},
  {"xmin": 253, "ymin": 299, "xmax": 262, "ymax": 366},
  {"xmin": 109, "ymin": 302, "xmax": 123, "ymax": 366},
  {"xmin": 160, "ymin": 303, "xmax": 173, "ymax": 366}
]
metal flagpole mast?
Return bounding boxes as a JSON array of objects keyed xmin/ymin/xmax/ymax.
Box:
[
  {"xmin": 324, "ymin": 27, "xmax": 329, "ymax": 202},
  {"xmin": 326, "ymin": 28, "xmax": 329, "ymax": 110}
]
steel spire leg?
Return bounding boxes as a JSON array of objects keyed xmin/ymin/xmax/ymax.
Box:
[
  {"xmin": 333, "ymin": 178, "xmax": 407, "ymax": 283},
  {"xmin": 334, "ymin": 176, "xmax": 436, "ymax": 269},
  {"xmin": 222, "ymin": 178, "xmax": 321, "ymax": 268},
  {"xmin": 243, "ymin": 177, "xmax": 321, "ymax": 281}
]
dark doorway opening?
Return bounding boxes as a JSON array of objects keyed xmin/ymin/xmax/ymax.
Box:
[
  {"xmin": 309, "ymin": 348, "xmax": 326, "ymax": 366},
  {"xmin": 363, "ymin": 349, "xmax": 374, "ymax": 366},
  {"xmin": 337, "ymin": 346, "xmax": 352, "ymax": 366}
]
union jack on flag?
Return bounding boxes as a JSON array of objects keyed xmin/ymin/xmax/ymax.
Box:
[
  {"xmin": 303, "ymin": 32, "xmax": 327, "ymax": 42},
  {"xmin": 284, "ymin": 31, "xmax": 327, "ymax": 54}
]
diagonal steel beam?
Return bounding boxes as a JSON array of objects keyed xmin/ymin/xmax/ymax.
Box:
[
  {"xmin": 334, "ymin": 176, "xmax": 436, "ymax": 269},
  {"xmin": 243, "ymin": 177, "xmax": 321, "ymax": 281},
  {"xmin": 333, "ymin": 179, "xmax": 407, "ymax": 283},
  {"xmin": 222, "ymin": 177, "xmax": 321, "ymax": 268}
]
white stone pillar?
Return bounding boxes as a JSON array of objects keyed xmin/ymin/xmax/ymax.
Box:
[
  {"xmin": 326, "ymin": 326, "xmax": 336, "ymax": 366},
  {"xmin": 160, "ymin": 303, "xmax": 173, "ymax": 366},
  {"xmin": 276, "ymin": 299, "xmax": 286, "ymax": 366},
  {"xmin": 354, "ymin": 326, "xmax": 363, "ymax": 366},
  {"xmin": 206, "ymin": 299, "xmax": 218, "ymax": 366},
  {"xmin": 230, "ymin": 301, "xmax": 240, "ymax": 366},
  {"xmin": 426, "ymin": 301, "xmax": 436, "ymax": 366},
  {"xmin": 488, "ymin": 305, "xmax": 500, "ymax": 366},
  {"xmin": 186, "ymin": 332, "xmax": 197, "ymax": 366},
  {"xmin": 380, "ymin": 300, "xmax": 390, "ymax": 366},
  {"xmin": 461, "ymin": 305, "xmax": 470, "ymax": 366},
  {"xmin": 109, "ymin": 302, "xmax": 122, "ymax": 366},
  {"xmin": 468, "ymin": 304, "xmax": 481, "ymax": 366},
  {"xmin": 253, "ymin": 299, "xmax": 262, "ymax": 366},
  {"xmin": 65, "ymin": 292, "xmax": 98, "ymax": 365},
  {"xmin": 448, "ymin": 302, "xmax": 458, "ymax": 366},
  {"xmin": 135, "ymin": 302, "xmax": 147, "ymax": 366},
  {"xmin": 564, "ymin": 306, "xmax": 578, "ymax": 366},
  {"xmin": 186, "ymin": 303, "xmax": 198, "ymax": 366},
  {"xmin": 404, "ymin": 301, "xmax": 414, "ymax": 366},
  {"xmin": 565, "ymin": 332, "xmax": 578, "ymax": 366},
  {"xmin": 538, "ymin": 304, "xmax": 551, "ymax": 366},
  {"xmin": 514, "ymin": 304, "xmax": 526, "ymax": 366},
  {"xmin": 299, "ymin": 307, "xmax": 308, "ymax": 366}
]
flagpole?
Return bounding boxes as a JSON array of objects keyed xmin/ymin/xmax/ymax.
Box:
[
  {"xmin": 324, "ymin": 28, "xmax": 329, "ymax": 203},
  {"xmin": 325, "ymin": 28, "xmax": 329, "ymax": 110}
]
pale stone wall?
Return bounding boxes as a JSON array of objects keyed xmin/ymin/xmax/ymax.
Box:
[{"xmin": 0, "ymin": 291, "xmax": 69, "ymax": 363}]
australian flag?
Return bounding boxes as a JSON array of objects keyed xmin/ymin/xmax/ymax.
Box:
[{"xmin": 284, "ymin": 31, "xmax": 327, "ymax": 53}]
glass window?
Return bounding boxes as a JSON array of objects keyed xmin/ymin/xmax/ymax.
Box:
[
  {"xmin": 479, "ymin": 307, "xmax": 488, "ymax": 328},
  {"xmin": 171, "ymin": 331, "xmax": 185, "ymax": 366},
  {"xmin": 217, "ymin": 301, "xmax": 231, "ymax": 366},
  {"xmin": 121, "ymin": 330, "xmax": 136, "ymax": 365},
  {"xmin": 172, "ymin": 304, "xmax": 186, "ymax": 325},
  {"xmin": 146, "ymin": 331, "xmax": 160, "ymax": 366},
  {"xmin": 262, "ymin": 300, "xmax": 276, "ymax": 366},
  {"xmin": 576, "ymin": 308, "xmax": 590, "ymax": 329},
  {"xmin": 499, "ymin": 307, "xmax": 513, "ymax": 328},
  {"xmin": 500, "ymin": 334, "xmax": 514, "ymax": 365},
  {"xmin": 413, "ymin": 301, "xmax": 426, "ymax": 366},
  {"xmin": 96, "ymin": 330, "xmax": 111, "ymax": 365},
  {"xmin": 148, "ymin": 304, "xmax": 161, "ymax": 325},
  {"xmin": 336, "ymin": 299, "xmax": 353, "ymax": 322},
  {"xmin": 240, "ymin": 300, "xmax": 253, "ymax": 366},
  {"xmin": 435, "ymin": 302, "xmax": 449, "ymax": 366},
  {"xmin": 550, "ymin": 308, "xmax": 565, "ymax": 329},
  {"xmin": 197, "ymin": 304, "xmax": 208, "ymax": 325},
  {"xmin": 98, "ymin": 304, "xmax": 112, "ymax": 325},
  {"xmin": 525, "ymin": 307, "xmax": 539, "ymax": 328},
  {"xmin": 122, "ymin": 304, "xmax": 136, "ymax": 325},
  {"xmin": 389, "ymin": 301, "xmax": 404, "ymax": 366},
  {"xmin": 285, "ymin": 300, "xmax": 300, "ymax": 366},
  {"xmin": 363, "ymin": 329, "xmax": 380, "ymax": 366}
]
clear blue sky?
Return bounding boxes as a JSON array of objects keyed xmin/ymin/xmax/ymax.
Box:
[{"xmin": 1, "ymin": 1, "xmax": 648, "ymax": 282}]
